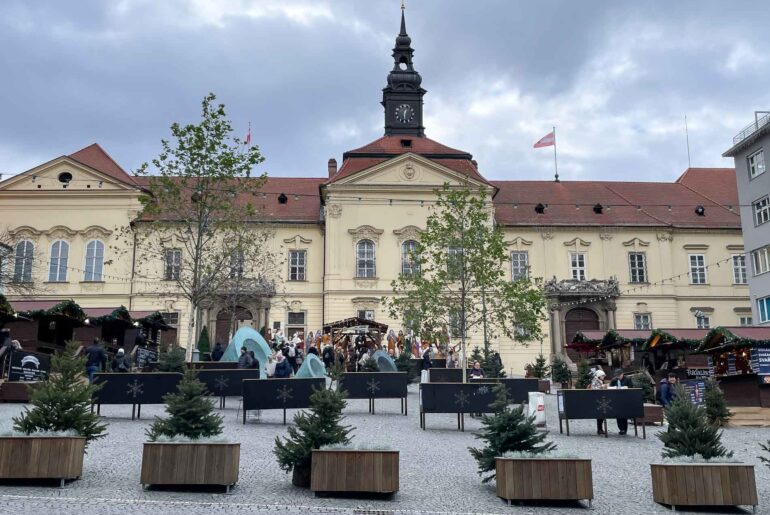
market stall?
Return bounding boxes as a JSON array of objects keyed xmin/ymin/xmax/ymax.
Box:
[
  {"xmin": 640, "ymin": 328, "xmax": 709, "ymax": 381},
  {"xmin": 695, "ymin": 327, "xmax": 770, "ymax": 408},
  {"xmin": 595, "ymin": 329, "xmax": 650, "ymax": 371}
]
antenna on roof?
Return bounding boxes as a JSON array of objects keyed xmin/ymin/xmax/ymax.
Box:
[{"xmin": 685, "ymin": 114, "xmax": 692, "ymax": 169}]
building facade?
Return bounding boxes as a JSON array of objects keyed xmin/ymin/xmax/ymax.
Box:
[
  {"xmin": 0, "ymin": 11, "xmax": 751, "ymax": 373},
  {"xmin": 724, "ymin": 112, "xmax": 770, "ymax": 325}
]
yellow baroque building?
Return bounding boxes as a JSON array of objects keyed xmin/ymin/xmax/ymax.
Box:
[{"xmin": 0, "ymin": 12, "xmax": 750, "ymax": 373}]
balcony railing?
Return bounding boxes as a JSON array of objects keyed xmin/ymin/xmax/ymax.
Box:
[{"xmin": 733, "ymin": 111, "xmax": 770, "ymax": 145}]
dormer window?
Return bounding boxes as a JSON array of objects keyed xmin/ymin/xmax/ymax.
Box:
[
  {"xmin": 400, "ymin": 139, "xmax": 412, "ymax": 148},
  {"xmin": 278, "ymin": 193, "xmax": 288, "ymax": 204}
]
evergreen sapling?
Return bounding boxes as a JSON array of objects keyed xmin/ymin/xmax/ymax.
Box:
[
  {"xmin": 274, "ymin": 386, "xmax": 353, "ymax": 487},
  {"xmin": 657, "ymin": 384, "xmax": 733, "ymax": 460},
  {"xmin": 468, "ymin": 383, "xmax": 556, "ymax": 483},
  {"xmin": 146, "ymin": 369, "xmax": 223, "ymax": 441},
  {"xmin": 760, "ymin": 441, "xmax": 770, "ymax": 469},
  {"xmin": 703, "ymin": 378, "xmax": 731, "ymax": 427},
  {"xmin": 576, "ymin": 359, "xmax": 592, "ymax": 389},
  {"xmin": 359, "ymin": 355, "xmax": 380, "ymax": 372},
  {"xmin": 528, "ymin": 354, "xmax": 550, "ymax": 379},
  {"xmin": 13, "ymin": 341, "xmax": 107, "ymax": 446},
  {"xmin": 157, "ymin": 347, "xmax": 186, "ymax": 374},
  {"xmin": 197, "ymin": 326, "xmax": 211, "ymax": 355},
  {"xmin": 631, "ymin": 371, "xmax": 655, "ymax": 403},
  {"xmin": 550, "ymin": 355, "xmax": 570, "ymax": 386}
]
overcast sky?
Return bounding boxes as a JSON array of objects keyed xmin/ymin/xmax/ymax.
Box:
[{"xmin": 1, "ymin": 0, "xmax": 769, "ymax": 183}]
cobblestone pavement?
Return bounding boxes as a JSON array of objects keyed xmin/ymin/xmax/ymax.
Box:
[{"xmin": 1, "ymin": 384, "xmax": 768, "ymax": 515}]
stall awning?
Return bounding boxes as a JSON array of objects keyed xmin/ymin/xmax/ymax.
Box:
[
  {"xmin": 696, "ymin": 326, "xmax": 770, "ymax": 353},
  {"xmin": 8, "ymin": 299, "xmax": 170, "ymax": 329},
  {"xmin": 598, "ymin": 329, "xmax": 650, "ymax": 349},
  {"xmin": 643, "ymin": 328, "xmax": 709, "ymax": 351}
]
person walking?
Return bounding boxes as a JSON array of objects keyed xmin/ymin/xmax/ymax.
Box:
[
  {"xmin": 657, "ymin": 373, "xmax": 678, "ymax": 407},
  {"xmin": 322, "ymin": 344, "xmax": 334, "ymax": 369},
  {"xmin": 265, "ymin": 354, "xmax": 277, "ymax": 378},
  {"xmin": 589, "ymin": 369, "xmax": 607, "ymax": 435},
  {"xmin": 446, "ymin": 349, "xmax": 457, "ymax": 369},
  {"xmin": 237, "ymin": 346, "xmax": 254, "ymax": 369},
  {"xmin": 274, "ymin": 353, "xmax": 292, "ymax": 378},
  {"xmin": 609, "ymin": 368, "xmax": 633, "ymax": 435},
  {"xmin": 84, "ymin": 338, "xmax": 106, "ymax": 383},
  {"xmin": 110, "ymin": 348, "xmax": 131, "ymax": 373}
]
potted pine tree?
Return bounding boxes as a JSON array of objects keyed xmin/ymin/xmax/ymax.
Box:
[
  {"xmin": 274, "ymin": 386, "xmax": 354, "ymax": 488},
  {"xmin": 550, "ymin": 355, "xmax": 570, "ymax": 389},
  {"xmin": 3, "ymin": 342, "xmax": 107, "ymax": 486},
  {"xmin": 470, "ymin": 384, "xmax": 593, "ymax": 506},
  {"xmin": 527, "ymin": 354, "xmax": 551, "ymax": 393},
  {"xmin": 703, "ymin": 378, "xmax": 731, "ymax": 427},
  {"xmin": 651, "ymin": 385, "xmax": 757, "ymax": 511},
  {"xmin": 140, "ymin": 369, "xmax": 239, "ymax": 492}
]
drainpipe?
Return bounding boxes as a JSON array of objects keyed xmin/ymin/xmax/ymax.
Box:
[{"xmin": 128, "ymin": 223, "xmax": 137, "ymax": 311}]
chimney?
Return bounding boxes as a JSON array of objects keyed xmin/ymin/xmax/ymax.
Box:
[{"xmin": 328, "ymin": 158, "xmax": 337, "ymax": 178}]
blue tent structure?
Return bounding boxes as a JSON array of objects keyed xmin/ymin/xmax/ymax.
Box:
[{"xmin": 220, "ymin": 327, "xmax": 271, "ymax": 375}]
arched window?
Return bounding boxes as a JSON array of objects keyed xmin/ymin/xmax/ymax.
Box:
[
  {"xmin": 13, "ymin": 240, "xmax": 34, "ymax": 282},
  {"xmin": 84, "ymin": 240, "xmax": 104, "ymax": 282},
  {"xmin": 49, "ymin": 240, "xmax": 69, "ymax": 282},
  {"xmin": 356, "ymin": 239, "xmax": 375, "ymax": 278},
  {"xmin": 401, "ymin": 240, "xmax": 419, "ymax": 276}
]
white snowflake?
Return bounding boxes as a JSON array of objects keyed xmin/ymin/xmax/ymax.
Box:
[
  {"xmin": 367, "ymin": 379, "xmax": 380, "ymax": 395},
  {"xmin": 454, "ymin": 391, "xmax": 470, "ymax": 408},
  {"xmin": 126, "ymin": 379, "xmax": 144, "ymax": 399},
  {"xmin": 277, "ymin": 385, "xmax": 293, "ymax": 404},
  {"xmin": 596, "ymin": 396, "xmax": 613, "ymax": 414}
]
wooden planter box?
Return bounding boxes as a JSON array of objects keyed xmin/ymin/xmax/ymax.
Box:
[
  {"xmin": 651, "ymin": 463, "xmax": 757, "ymax": 511},
  {"xmin": 140, "ymin": 442, "xmax": 240, "ymax": 492},
  {"xmin": 537, "ymin": 380, "xmax": 551, "ymax": 394},
  {"xmin": 495, "ymin": 458, "xmax": 593, "ymax": 507},
  {"xmin": 643, "ymin": 403, "xmax": 664, "ymax": 425},
  {"xmin": 0, "ymin": 436, "xmax": 86, "ymax": 486},
  {"xmin": 311, "ymin": 450, "xmax": 399, "ymax": 495}
]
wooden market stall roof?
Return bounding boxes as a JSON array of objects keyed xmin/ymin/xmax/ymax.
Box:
[
  {"xmin": 8, "ymin": 299, "xmax": 171, "ymax": 329},
  {"xmin": 570, "ymin": 329, "xmax": 651, "ymax": 350},
  {"xmin": 322, "ymin": 317, "xmax": 388, "ymax": 334},
  {"xmin": 696, "ymin": 326, "xmax": 770, "ymax": 353},
  {"xmin": 642, "ymin": 328, "xmax": 710, "ymax": 351}
]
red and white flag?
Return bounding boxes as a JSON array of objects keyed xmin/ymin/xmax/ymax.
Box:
[{"xmin": 533, "ymin": 130, "xmax": 555, "ymax": 148}]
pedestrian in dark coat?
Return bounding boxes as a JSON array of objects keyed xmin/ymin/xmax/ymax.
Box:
[
  {"xmin": 657, "ymin": 373, "xmax": 678, "ymax": 407},
  {"xmin": 609, "ymin": 369, "xmax": 633, "ymax": 435},
  {"xmin": 211, "ymin": 342, "xmax": 224, "ymax": 361},
  {"xmin": 273, "ymin": 353, "xmax": 292, "ymax": 378},
  {"xmin": 111, "ymin": 348, "xmax": 131, "ymax": 372},
  {"xmin": 84, "ymin": 338, "xmax": 106, "ymax": 383}
]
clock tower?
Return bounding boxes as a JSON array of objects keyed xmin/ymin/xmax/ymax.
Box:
[{"xmin": 382, "ymin": 7, "xmax": 425, "ymax": 137}]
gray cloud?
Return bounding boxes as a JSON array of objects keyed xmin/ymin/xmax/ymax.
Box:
[{"xmin": 1, "ymin": 0, "xmax": 769, "ymax": 183}]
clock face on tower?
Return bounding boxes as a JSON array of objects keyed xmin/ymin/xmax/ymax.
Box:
[{"xmin": 394, "ymin": 103, "xmax": 415, "ymax": 124}]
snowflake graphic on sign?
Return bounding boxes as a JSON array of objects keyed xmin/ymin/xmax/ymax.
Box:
[
  {"xmin": 476, "ymin": 386, "xmax": 490, "ymax": 395},
  {"xmin": 454, "ymin": 391, "xmax": 470, "ymax": 408},
  {"xmin": 214, "ymin": 376, "xmax": 229, "ymax": 393},
  {"xmin": 596, "ymin": 396, "xmax": 612, "ymax": 415},
  {"xmin": 367, "ymin": 379, "xmax": 380, "ymax": 395},
  {"xmin": 277, "ymin": 385, "xmax": 293, "ymax": 404},
  {"xmin": 126, "ymin": 379, "xmax": 144, "ymax": 399}
]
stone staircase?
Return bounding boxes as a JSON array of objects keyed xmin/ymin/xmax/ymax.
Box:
[{"xmin": 727, "ymin": 407, "xmax": 770, "ymax": 428}]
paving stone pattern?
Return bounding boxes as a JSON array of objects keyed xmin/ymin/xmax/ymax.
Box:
[{"xmin": 1, "ymin": 384, "xmax": 768, "ymax": 514}]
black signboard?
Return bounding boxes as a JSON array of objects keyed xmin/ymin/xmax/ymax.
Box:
[
  {"xmin": 682, "ymin": 379, "xmax": 706, "ymax": 406},
  {"xmin": 188, "ymin": 361, "xmax": 241, "ymax": 370},
  {"xmin": 93, "ymin": 372, "xmax": 182, "ymax": 419},
  {"xmin": 686, "ymin": 367, "xmax": 711, "ymax": 379},
  {"xmin": 8, "ymin": 350, "xmax": 51, "ymax": 382},
  {"xmin": 134, "ymin": 347, "xmax": 158, "ymax": 370},
  {"xmin": 751, "ymin": 347, "xmax": 770, "ymax": 384},
  {"xmin": 428, "ymin": 368, "xmax": 465, "ymax": 383},
  {"xmin": 242, "ymin": 378, "xmax": 325, "ymax": 424},
  {"xmin": 338, "ymin": 372, "xmax": 408, "ymax": 415},
  {"xmin": 425, "ymin": 373, "xmax": 537, "ymax": 404},
  {"xmin": 557, "ymin": 388, "xmax": 645, "ymax": 438},
  {"xmin": 728, "ymin": 354, "xmax": 737, "ymax": 375},
  {"xmin": 420, "ymin": 382, "xmax": 502, "ymax": 431},
  {"xmin": 197, "ymin": 369, "xmax": 259, "ymax": 408}
]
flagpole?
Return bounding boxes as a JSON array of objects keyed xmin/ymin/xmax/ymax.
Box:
[{"xmin": 553, "ymin": 125, "xmax": 559, "ymax": 183}]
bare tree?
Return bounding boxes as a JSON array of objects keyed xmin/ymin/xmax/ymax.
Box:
[{"xmin": 0, "ymin": 227, "xmax": 48, "ymax": 298}]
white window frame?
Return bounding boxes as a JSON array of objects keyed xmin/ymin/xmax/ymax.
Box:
[
  {"xmin": 695, "ymin": 314, "xmax": 711, "ymax": 329},
  {"xmin": 732, "ymin": 254, "xmax": 747, "ymax": 284},
  {"xmin": 356, "ymin": 240, "xmax": 376, "ymax": 278},
  {"xmin": 739, "ymin": 315, "xmax": 753, "ymax": 326},
  {"xmin": 754, "ymin": 196, "xmax": 770, "ymax": 226},
  {"xmin": 164, "ymin": 249, "xmax": 181, "ymax": 281},
  {"xmin": 748, "ymin": 149, "xmax": 766, "ymax": 180},
  {"xmin": 570, "ymin": 252, "xmax": 586, "ymax": 281},
  {"xmin": 511, "ymin": 251, "xmax": 529, "ymax": 280},
  {"xmin": 634, "ymin": 313, "xmax": 652, "ymax": 330},
  {"xmin": 13, "ymin": 240, "xmax": 34, "ymax": 283},
  {"xmin": 752, "ymin": 246, "xmax": 770, "ymax": 276},
  {"xmin": 83, "ymin": 240, "xmax": 104, "ymax": 282},
  {"xmin": 628, "ymin": 252, "xmax": 647, "ymax": 283},
  {"xmin": 48, "ymin": 240, "xmax": 69, "ymax": 282},
  {"xmin": 161, "ymin": 312, "xmax": 180, "ymax": 326},
  {"xmin": 688, "ymin": 254, "xmax": 707, "ymax": 284},
  {"xmin": 401, "ymin": 240, "xmax": 419, "ymax": 276},
  {"xmin": 357, "ymin": 309, "xmax": 375, "ymax": 321},
  {"xmin": 288, "ymin": 250, "xmax": 307, "ymax": 281}
]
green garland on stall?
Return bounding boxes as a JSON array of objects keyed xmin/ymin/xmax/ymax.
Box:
[
  {"xmin": 138, "ymin": 312, "xmax": 171, "ymax": 329},
  {"xmin": 92, "ymin": 306, "xmax": 132, "ymax": 326},
  {"xmin": 697, "ymin": 326, "xmax": 770, "ymax": 352},
  {"xmin": 643, "ymin": 328, "xmax": 702, "ymax": 351},
  {"xmin": 598, "ymin": 329, "xmax": 647, "ymax": 350},
  {"xmin": 20, "ymin": 299, "xmax": 87, "ymax": 323}
]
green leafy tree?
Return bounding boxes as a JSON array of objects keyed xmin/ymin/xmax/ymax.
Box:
[
  {"xmin": 274, "ymin": 386, "xmax": 353, "ymax": 487},
  {"xmin": 146, "ymin": 369, "xmax": 223, "ymax": 441},
  {"xmin": 197, "ymin": 325, "xmax": 211, "ymax": 355},
  {"xmin": 657, "ymin": 384, "xmax": 733, "ymax": 460},
  {"xmin": 576, "ymin": 359, "xmax": 592, "ymax": 389},
  {"xmin": 550, "ymin": 355, "xmax": 570, "ymax": 386},
  {"xmin": 13, "ymin": 342, "xmax": 107, "ymax": 446},
  {"xmin": 131, "ymin": 93, "xmax": 270, "ymax": 360},
  {"xmin": 703, "ymin": 378, "xmax": 731, "ymax": 427},
  {"xmin": 527, "ymin": 354, "xmax": 550, "ymax": 379},
  {"xmin": 157, "ymin": 347, "xmax": 186, "ymax": 373},
  {"xmin": 468, "ymin": 383, "xmax": 556, "ymax": 483},
  {"xmin": 385, "ymin": 185, "xmax": 547, "ymax": 381},
  {"xmin": 631, "ymin": 371, "xmax": 655, "ymax": 403}
]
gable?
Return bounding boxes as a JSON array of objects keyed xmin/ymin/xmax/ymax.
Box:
[
  {"xmin": 0, "ymin": 156, "xmax": 136, "ymax": 192},
  {"xmin": 329, "ymin": 154, "xmax": 490, "ymax": 189}
]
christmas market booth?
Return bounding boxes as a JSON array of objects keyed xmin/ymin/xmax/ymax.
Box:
[
  {"xmin": 322, "ymin": 317, "xmax": 388, "ymax": 350},
  {"xmin": 567, "ymin": 330, "xmax": 604, "ymax": 368},
  {"xmin": 695, "ymin": 326, "xmax": 770, "ymax": 408},
  {"xmin": 595, "ymin": 329, "xmax": 650, "ymax": 371},
  {"xmin": 639, "ymin": 328, "xmax": 709, "ymax": 381}
]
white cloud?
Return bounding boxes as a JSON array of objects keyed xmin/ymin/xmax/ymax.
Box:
[{"xmin": 724, "ymin": 41, "xmax": 766, "ymax": 73}]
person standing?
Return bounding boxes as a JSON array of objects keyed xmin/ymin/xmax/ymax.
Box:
[
  {"xmin": 589, "ymin": 369, "xmax": 607, "ymax": 435},
  {"xmin": 609, "ymin": 369, "xmax": 633, "ymax": 435},
  {"xmin": 657, "ymin": 373, "xmax": 678, "ymax": 407},
  {"xmin": 273, "ymin": 353, "xmax": 292, "ymax": 378},
  {"xmin": 237, "ymin": 346, "xmax": 254, "ymax": 369},
  {"xmin": 84, "ymin": 338, "xmax": 106, "ymax": 383},
  {"xmin": 446, "ymin": 349, "xmax": 457, "ymax": 369},
  {"xmin": 111, "ymin": 348, "xmax": 131, "ymax": 373},
  {"xmin": 211, "ymin": 341, "xmax": 224, "ymax": 361},
  {"xmin": 469, "ymin": 361, "xmax": 485, "ymax": 379}
]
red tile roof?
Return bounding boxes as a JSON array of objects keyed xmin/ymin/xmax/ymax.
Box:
[
  {"xmin": 344, "ymin": 135, "xmax": 471, "ymax": 156},
  {"xmin": 68, "ymin": 143, "xmax": 140, "ymax": 188},
  {"xmin": 492, "ymin": 169, "xmax": 740, "ymax": 229}
]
